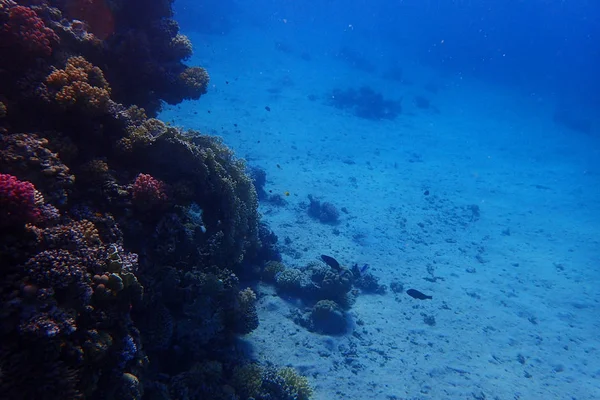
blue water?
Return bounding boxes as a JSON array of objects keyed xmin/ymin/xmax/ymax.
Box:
[{"xmin": 163, "ymin": 1, "xmax": 600, "ymax": 398}]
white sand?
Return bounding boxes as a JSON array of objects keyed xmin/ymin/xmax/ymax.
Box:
[{"xmin": 161, "ymin": 27, "xmax": 600, "ymax": 400}]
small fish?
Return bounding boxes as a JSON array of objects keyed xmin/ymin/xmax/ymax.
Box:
[
  {"xmin": 284, "ymin": 191, "xmax": 290, "ymax": 196},
  {"xmin": 406, "ymin": 289, "xmax": 432, "ymax": 300},
  {"xmin": 265, "ymin": 106, "xmax": 271, "ymax": 111},
  {"xmin": 320, "ymin": 255, "xmax": 341, "ymax": 271},
  {"xmin": 359, "ymin": 264, "xmax": 369, "ymax": 274},
  {"xmin": 424, "ymin": 190, "xmax": 430, "ymax": 196}
]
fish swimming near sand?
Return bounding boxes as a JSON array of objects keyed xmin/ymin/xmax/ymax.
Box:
[
  {"xmin": 320, "ymin": 254, "xmax": 341, "ymax": 271},
  {"xmin": 406, "ymin": 289, "xmax": 432, "ymax": 300}
]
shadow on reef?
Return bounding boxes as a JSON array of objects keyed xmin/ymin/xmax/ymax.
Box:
[
  {"xmin": 329, "ymin": 86, "xmax": 402, "ymax": 120},
  {"xmin": 0, "ymin": 0, "xmax": 312, "ymax": 399}
]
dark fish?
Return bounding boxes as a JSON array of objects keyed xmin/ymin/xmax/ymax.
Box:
[
  {"xmin": 265, "ymin": 106, "xmax": 271, "ymax": 111},
  {"xmin": 321, "ymin": 255, "xmax": 341, "ymax": 271},
  {"xmin": 359, "ymin": 264, "xmax": 369, "ymax": 274},
  {"xmin": 407, "ymin": 289, "xmax": 432, "ymax": 300},
  {"xmin": 424, "ymin": 190, "xmax": 430, "ymax": 196}
]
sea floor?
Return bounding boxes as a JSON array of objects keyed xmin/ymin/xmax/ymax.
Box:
[{"xmin": 161, "ymin": 27, "xmax": 600, "ymax": 400}]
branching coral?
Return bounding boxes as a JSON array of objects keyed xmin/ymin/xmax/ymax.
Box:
[
  {"xmin": 178, "ymin": 66, "xmax": 210, "ymax": 99},
  {"xmin": 0, "ymin": 1, "xmax": 59, "ymax": 60},
  {"xmin": 0, "ymin": 173, "xmax": 41, "ymax": 226},
  {"xmin": 130, "ymin": 173, "xmax": 168, "ymax": 211},
  {"xmin": 277, "ymin": 367, "xmax": 314, "ymax": 400},
  {"xmin": 169, "ymin": 33, "xmax": 193, "ymax": 60},
  {"xmin": 46, "ymin": 56, "xmax": 112, "ymax": 113},
  {"xmin": 117, "ymin": 118, "xmax": 170, "ymax": 152}
]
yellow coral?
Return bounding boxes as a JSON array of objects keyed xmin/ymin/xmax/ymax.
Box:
[
  {"xmin": 278, "ymin": 367, "xmax": 313, "ymax": 400},
  {"xmin": 238, "ymin": 287, "xmax": 257, "ymax": 305},
  {"xmin": 46, "ymin": 56, "xmax": 111, "ymax": 113},
  {"xmin": 117, "ymin": 118, "xmax": 172, "ymax": 153}
]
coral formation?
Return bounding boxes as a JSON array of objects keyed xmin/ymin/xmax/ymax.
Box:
[
  {"xmin": 0, "ymin": 1, "xmax": 59, "ymax": 61},
  {"xmin": 45, "ymin": 56, "xmax": 112, "ymax": 113},
  {"xmin": 231, "ymin": 363, "xmax": 313, "ymax": 400},
  {"xmin": 0, "ymin": 173, "xmax": 41, "ymax": 226},
  {"xmin": 178, "ymin": 66, "xmax": 210, "ymax": 99},
  {"xmin": 277, "ymin": 366, "xmax": 314, "ymax": 400},
  {"xmin": 310, "ymin": 300, "xmax": 348, "ymax": 335},
  {"xmin": 263, "ymin": 260, "xmax": 286, "ymax": 282},
  {"xmin": 0, "ymin": 132, "xmax": 74, "ymax": 204},
  {"xmin": 0, "ymin": 0, "xmax": 306, "ymax": 398},
  {"xmin": 307, "ymin": 194, "xmax": 340, "ymax": 224},
  {"xmin": 231, "ymin": 287, "xmax": 259, "ymax": 334},
  {"xmin": 130, "ymin": 173, "xmax": 168, "ymax": 211}
]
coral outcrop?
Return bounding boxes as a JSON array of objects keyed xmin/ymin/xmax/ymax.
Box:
[{"xmin": 0, "ymin": 0, "xmax": 310, "ymax": 399}]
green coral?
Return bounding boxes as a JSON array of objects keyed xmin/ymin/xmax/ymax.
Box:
[
  {"xmin": 263, "ymin": 260, "xmax": 286, "ymax": 282},
  {"xmin": 117, "ymin": 118, "xmax": 173, "ymax": 152},
  {"xmin": 277, "ymin": 367, "xmax": 313, "ymax": 400}
]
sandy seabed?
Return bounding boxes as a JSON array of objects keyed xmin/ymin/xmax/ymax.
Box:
[{"xmin": 161, "ymin": 27, "xmax": 600, "ymax": 400}]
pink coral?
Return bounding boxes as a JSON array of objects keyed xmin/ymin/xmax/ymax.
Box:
[
  {"xmin": 131, "ymin": 173, "xmax": 168, "ymax": 210},
  {"xmin": 0, "ymin": 173, "xmax": 40, "ymax": 225},
  {"xmin": 0, "ymin": 3, "xmax": 59, "ymax": 57}
]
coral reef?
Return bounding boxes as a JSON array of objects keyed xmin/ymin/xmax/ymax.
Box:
[
  {"xmin": 0, "ymin": 0, "xmax": 307, "ymax": 399},
  {"xmin": 231, "ymin": 363, "xmax": 313, "ymax": 400}
]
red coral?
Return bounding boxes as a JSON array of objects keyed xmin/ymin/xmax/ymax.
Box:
[
  {"xmin": 131, "ymin": 173, "xmax": 168, "ymax": 210},
  {"xmin": 0, "ymin": 3, "xmax": 59, "ymax": 57},
  {"xmin": 0, "ymin": 173, "xmax": 40, "ymax": 225}
]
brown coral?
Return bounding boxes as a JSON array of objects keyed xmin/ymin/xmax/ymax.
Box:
[
  {"xmin": 178, "ymin": 66, "xmax": 209, "ymax": 99},
  {"xmin": 46, "ymin": 56, "xmax": 111, "ymax": 113}
]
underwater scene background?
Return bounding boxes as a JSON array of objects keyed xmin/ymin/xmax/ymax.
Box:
[{"xmin": 0, "ymin": 0, "xmax": 598, "ymax": 399}]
